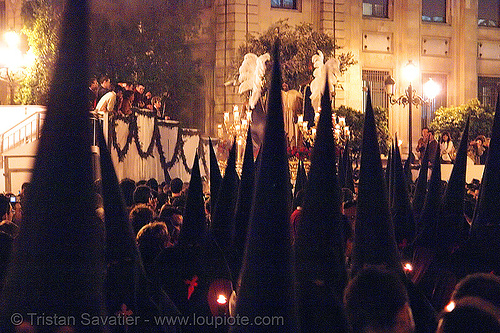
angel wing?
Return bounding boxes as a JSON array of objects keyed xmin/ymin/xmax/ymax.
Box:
[
  {"xmin": 325, "ymin": 57, "xmax": 341, "ymax": 93},
  {"xmin": 310, "ymin": 50, "xmax": 325, "ymax": 112},
  {"xmin": 237, "ymin": 52, "xmax": 270, "ymax": 109},
  {"xmin": 249, "ymin": 53, "xmax": 270, "ymax": 108},
  {"xmin": 309, "ymin": 50, "xmax": 341, "ymax": 112},
  {"xmin": 238, "ymin": 53, "xmax": 258, "ymax": 94}
]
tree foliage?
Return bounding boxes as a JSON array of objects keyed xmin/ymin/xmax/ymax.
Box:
[
  {"xmin": 16, "ymin": 0, "xmax": 62, "ymax": 105},
  {"xmin": 234, "ymin": 20, "xmax": 357, "ymax": 91},
  {"xmin": 429, "ymin": 99, "xmax": 495, "ymax": 145},
  {"xmin": 17, "ymin": 0, "xmax": 204, "ymax": 128},
  {"xmin": 335, "ymin": 105, "xmax": 390, "ymax": 156},
  {"xmin": 89, "ymin": 0, "xmax": 203, "ymax": 127}
]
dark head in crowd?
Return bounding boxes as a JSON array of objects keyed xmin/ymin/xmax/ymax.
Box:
[
  {"xmin": 119, "ymin": 178, "xmax": 136, "ymax": 207},
  {"xmin": 136, "ymin": 179, "xmax": 147, "ymax": 187},
  {"xmin": 136, "ymin": 221, "xmax": 170, "ymax": 269},
  {"xmin": 170, "ymin": 178, "xmax": 183, "ymax": 195},
  {"xmin": 97, "ymin": 74, "xmax": 111, "ymax": 101},
  {"xmin": 147, "ymin": 178, "xmax": 159, "ymax": 192},
  {"xmin": 451, "ymin": 273, "xmax": 500, "ymax": 309},
  {"xmin": 158, "ymin": 205, "xmax": 183, "ymax": 246},
  {"xmin": 129, "ymin": 203, "xmax": 154, "ymax": 235},
  {"xmin": 344, "ymin": 266, "xmax": 415, "ymax": 333},
  {"xmin": 437, "ymin": 297, "xmax": 500, "ymax": 333},
  {"xmin": 133, "ymin": 184, "xmax": 152, "ymax": 205}
]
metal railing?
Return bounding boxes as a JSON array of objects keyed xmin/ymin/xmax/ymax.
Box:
[{"xmin": 1, "ymin": 111, "xmax": 45, "ymax": 155}]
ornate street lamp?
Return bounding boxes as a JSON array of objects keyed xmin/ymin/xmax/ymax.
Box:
[{"xmin": 384, "ymin": 61, "xmax": 440, "ymax": 161}]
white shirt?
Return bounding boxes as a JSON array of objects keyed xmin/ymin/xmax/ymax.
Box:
[{"xmin": 95, "ymin": 91, "xmax": 116, "ymax": 114}]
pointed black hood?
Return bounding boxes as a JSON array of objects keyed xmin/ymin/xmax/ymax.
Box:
[
  {"xmin": 471, "ymin": 95, "xmax": 500, "ymax": 231},
  {"xmin": 296, "ymin": 79, "xmax": 347, "ymax": 293},
  {"xmin": 438, "ymin": 117, "xmax": 469, "ymax": 254},
  {"xmin": 392, "ymin": 135, "xmax": 415, "ymax": 254},
  {"xmin": 96, "ymin": 125, "xmax": 136, "ymax": 263},
  {"xmin": 295, "ymin": 78, "xmax": 349, "ymax": 331},
  {"xmin": 209, "ymin": 138, "xmax": 223, "ymax": 216},
  {"xmin": 293, "ymin": 158, "xmax": 308, "ymax": 200},
  {"xmin": 230, "ymin": 126, "xmax": 256, "ymax": 280},
  {"xmin": 1, "ymin": 0, "xmax": 106, "ymax": 329},
  {"xmin": 413, "ymin": 143, "xmax": 442, "ymax": 250},
  {"xmin": 351, "ymin": 88, "xmax": 402, "ymax": 277},
  {"xmin": 97, "ymin": 124, "xmax": 180, "ymax": 330},
  {"xmin": 412, "ymin": 142, "xmax": 431, "ymax": 222},
  {"xmin": 210, "ymin": 137, "xmax": 239, "ymax": 253},
  {"xmin": 178, "ymin": 154, "xmax": 207, "ymax": 247},
  {"xmin": 231, "ymin": 40, "xmax": 299, "ymax": 332},
  {"xmin": 466, "ymin": 93, "xmax": 500, "ymax": 274}
]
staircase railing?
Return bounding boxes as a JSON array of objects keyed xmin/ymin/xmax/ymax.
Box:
[{"xmin": 1, "ymin": 111, "xmax": 45, "ymax": 155}]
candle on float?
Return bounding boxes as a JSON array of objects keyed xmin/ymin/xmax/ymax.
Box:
[
  {"xmin": 241, "ymin": 119, "xmax": 248, "ymax": 128},
  {"xmin": 233, "ymin": 105, "xmax": 240, "ymax": 121},
  {"xmin": 246, "ymin": 110, "xmax": 252, "ymax": 122},
  {"xmin": 224, "ymin": 112, "xmax": 230, "ymax": 123},
  {"xmin": 339, "ymin": 117, "xmax": 346, "ymax": 126},
  {"xmin": 344, "ymin": 126, "xmax": 349, "ymax": 135},
  {"xmin": 297, "ymin": 115, "xmax": 304, "ymax": 124},
  {"xmin": 302, "ymin": 122, "xmax": 308, "ymax": 132},
  {"xmin": 217, "ymin": 124, "xmax": 223, "ymax": 138},
  {"xmin": 334, "ymin": 128, "xmax": 341, "ymax": 138},
  {"xmin": 312, "ymin": 128, "xmax": 316, "ymax": 137}
]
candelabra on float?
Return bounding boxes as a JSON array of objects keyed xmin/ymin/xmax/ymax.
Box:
[
  {"xmin": 217, "ymin": 105, "xmax": 252, "ymax": 173},
  {"xmin": 296, "ymin": 109, "xmax": 350, "ymax": 149}
]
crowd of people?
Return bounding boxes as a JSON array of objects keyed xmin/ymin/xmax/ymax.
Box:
[
  {"xmin": 415, "ymin": 127, "xmax": 490, "ymax": 166},
  {"xmin": 88, "ymin": 75, "xmax": 170, "ymax": 120}
]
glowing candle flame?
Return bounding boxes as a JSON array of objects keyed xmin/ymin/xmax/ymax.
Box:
[
  {"xmin": 445, "ymin": 301, "xmax": 455, "ymax": 312},
  {"xmin": 217, "ymin": 294, "xmax": 227, "ymax": 305},
  {"xmin": 404, "ymin": 263, "xmax": 413, "ymax": 272}
]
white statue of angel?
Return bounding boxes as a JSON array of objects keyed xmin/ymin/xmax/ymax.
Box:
[
  {"xmin": 238, "ymin": 52, "xmax": 270, "ymax": 109},
  {"xmin": 309, "ymin": 50, "xmax": 341, "ymax": 112}
]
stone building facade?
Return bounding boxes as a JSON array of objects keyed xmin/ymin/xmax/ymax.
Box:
[{"xmin": 194, "ymin": 0, "xmax": 500, "ymax": 155}]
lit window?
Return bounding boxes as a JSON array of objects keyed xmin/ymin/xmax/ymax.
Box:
[
  {"xmin": 422, "ymin": 0, "xmax": 446, "ymax": 23},
  {"xmin": 478, "ymin": 76, "xmax": 500, "ymax": 107},
  {"xmin": 271, "ymin": 0, "xmax": 297, "ymax": 9},
  {"xmin": 478, "ymin": 1, "xmax": 500, "ymax": 27},
  {"xmin": 363, "ymin": 0, "xmax": 388, "ymax": 18}
]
